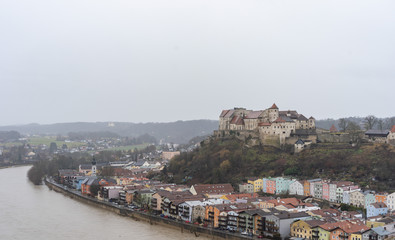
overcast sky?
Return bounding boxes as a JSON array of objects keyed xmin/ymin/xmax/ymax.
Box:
[{"xmin": 1, "ymin": 0, "xmax": 394, "ymax": 125}]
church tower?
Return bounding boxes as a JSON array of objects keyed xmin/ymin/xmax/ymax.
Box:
[{"xmin": 91, "ymin": 157, "xmax": 97, "ymax": 176}]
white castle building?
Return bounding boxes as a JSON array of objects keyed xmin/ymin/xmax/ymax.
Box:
[{"xmin": 217, "ymin": 104, "xmax": 317, "ymax": 145}]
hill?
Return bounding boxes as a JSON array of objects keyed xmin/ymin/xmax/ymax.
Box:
[
  {"xmin": 167, "ymin": 137, "xmax": 395, "ymax": 191},
  {"xmin": 0, "ymin": 120, "xmax": 218, "ymax": 144}
]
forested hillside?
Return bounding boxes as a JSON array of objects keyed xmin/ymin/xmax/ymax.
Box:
[{"xmin": 167, "ymin": 137, "xmax": 395, "ymax": 191}]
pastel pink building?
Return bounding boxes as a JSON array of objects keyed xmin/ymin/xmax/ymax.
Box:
[{"xmin": 322, "ymin": 182, "xmax": 330, "ymax": 201}]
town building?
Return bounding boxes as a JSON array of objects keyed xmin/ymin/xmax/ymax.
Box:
[
  {"xmin": 289, "ymin": 180, "xmax": 304, "ymax": 196},
  {"xmin": 239, "ymin": 183, "xmax": 254, "ymax": 194},
  {"xmin": 367, "ymin": 203, "xmax": 388, "ymax": 218}
]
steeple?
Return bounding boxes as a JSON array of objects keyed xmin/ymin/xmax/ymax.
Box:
[{"xmin": 91, "ymin": 157, "xmax": 97, "ymax": 176}]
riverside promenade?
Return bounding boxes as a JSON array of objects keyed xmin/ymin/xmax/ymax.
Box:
[{"xmin": 45, "ymin": 178, "xmax": 255, "ymax": 240}]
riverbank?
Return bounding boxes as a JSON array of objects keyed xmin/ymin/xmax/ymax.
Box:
[
  {"xmin": 0, "ymin": 163, "xmax": 32, "ymax": 169},
  {"xmin": 44, "ymin": 179, "xmax": 252, "ymax": 240}
]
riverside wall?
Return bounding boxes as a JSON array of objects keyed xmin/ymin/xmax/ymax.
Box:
[{"xmin": 45, "ymin": 179, "xmax": 253, "ymax": 240}]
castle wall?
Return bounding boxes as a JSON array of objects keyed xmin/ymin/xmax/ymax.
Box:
[
  {"xmin": 317, "ymin": 133, "xmax": 352, "ymax": 143},
  {"xmin": 285, "ymin": 135, "xmax": 317, "ymax": 145},
  {"xmin": 244, "ymin": 119, "xmax": 259, "ymax": 130}
]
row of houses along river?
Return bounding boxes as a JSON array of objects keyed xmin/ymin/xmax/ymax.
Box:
[{"xmin": 0, "ymin": 166, "xmax": 209, "ymax": 240}]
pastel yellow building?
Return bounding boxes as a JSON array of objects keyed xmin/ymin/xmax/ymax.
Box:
[
  {"xmin": 350, "ymin": 233, "xmax": 363, "ymax": 240},
  {"xmin": 248, "ymin": 178, "xmax": 263, "ymax": 192},
  {"xmin": 366, "ymin": 220, "xmax": 385, "ymax": 228},
  {"xmin": 291, "ymin": 219, "xmax": 326, "ymax": 240}
]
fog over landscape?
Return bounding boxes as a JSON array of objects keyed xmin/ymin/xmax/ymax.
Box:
[{"xmin": 1, "ymin": 0, "xmax": 394, "ymax": 126}]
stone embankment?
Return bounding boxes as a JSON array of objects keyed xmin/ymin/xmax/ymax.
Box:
[{"xmin": 44, "ymin": 179, "xmax": 253, "ymax": 240}]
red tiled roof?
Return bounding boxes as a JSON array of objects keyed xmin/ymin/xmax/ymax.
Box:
[
  {"xmin": 223, "ymin": 110, "xmax": 235, "ymax": 118},
  {"xmin": 274, "ymin": 117, "xmax": 286, "ymax": 123},
  {"xmin": 265, "ymin": 197, "xmax": 302, "ymax": 207},
  {"xmin": 330, "ymin": 124, "xmax": 338, "ymax": 132},
  {"xmin": 258, "ymin": 122, "xmax": 271, "ymax": 126},
  {"xmin": 224, "ymin": 193, "xmax": 258, "ymax": 201},
  {"xmin": 230, "ymin": 116, "xmax": 244, "ymax": 125},
  {"xmin": 337, "ymin": 221, "xmax": 370, "ymax": 234},
  {"xmin": 270, "ymin": 103, "xmax": 278, "ymax": 109},
  {"xmin": 192, "ymin": 184, "xmax": 234, "ymax": 195},
  {"xmin": 319, "ymin": 222, "xmax": 342, "ymax": 231},
  {"xmin": 220, "ymin": 110, "xmax": 230, "ymax": 117},
  {"xmin": 311, "ymin": 208, "xmax": 341, "ymax": 218},
  {"xmin": 391, "ymin": 125, "xmax": 395, "ymax": 133},
  {"xmin": 370, "ymin": 202, "xmax": 387, "ymax": 208}
]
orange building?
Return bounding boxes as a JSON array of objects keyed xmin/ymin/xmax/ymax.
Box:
[
  {"xmin": 375, "ymin": 193, "xmax": 387, "ymax": 203},
  {"xmin": 205, "ymin": 205, "xmax": 222, "ymax": 227},
  {"xmin": 303, "ymin": 180, "xmax": 311, "ymax": 196}
]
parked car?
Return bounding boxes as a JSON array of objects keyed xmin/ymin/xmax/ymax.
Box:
[{"xmin": 241, "ymin": 231, "xmax": 248, "ymax": 235}]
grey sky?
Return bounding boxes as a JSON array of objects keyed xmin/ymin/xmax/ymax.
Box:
[{"xmin": 1, "ymin": 0, "xmax": 394, "ymax": 125}]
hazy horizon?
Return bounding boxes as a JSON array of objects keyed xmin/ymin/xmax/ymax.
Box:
[{"xmin": 1, "ymin": 0, "xmax": 394, "ymax": 126}]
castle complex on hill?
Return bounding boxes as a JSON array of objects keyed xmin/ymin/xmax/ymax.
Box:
[{"xmin": 216, "ymin": 104, "xmax": 317, "ymax": 146}]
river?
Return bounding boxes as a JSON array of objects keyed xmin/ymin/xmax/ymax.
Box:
[{"xmin": 0, "ymin": 166, "xmax": 207, "ymax": 240}]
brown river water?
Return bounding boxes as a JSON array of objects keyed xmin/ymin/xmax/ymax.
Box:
[{"xmin": 0, "ymin": 166, "xmax": 208, "ymax": 240}]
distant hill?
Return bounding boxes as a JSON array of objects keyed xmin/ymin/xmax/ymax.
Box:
[{"xmin": 0, "ymin": 120, "xmax": 219, "ymax": 144}]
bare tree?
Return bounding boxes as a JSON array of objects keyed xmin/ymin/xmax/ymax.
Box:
[
  {"xmin": 347, "ymin": 121, "xmax": 362, "ymax": 145},
  {"xmin": 338, "ymin": 118, "xmax": 349, "ymax": 132},
  {"xmin": 377, "ymin": 119, "xmax": 384, "ymax": 131},
  {"xmin": 385, "ymin": 117, "xmax": 395, "ymax": 129},
  {"xmin": 364, "ymin": 115, "xmax": 377, "ymax": 130}
]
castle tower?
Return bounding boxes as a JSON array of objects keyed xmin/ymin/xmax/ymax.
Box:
[
  {"xmin": 268, "ymin": 103, "xmax": 279, "ymax": 122},
  {"xmin": 308, "ymin": 117, "xmax": 316, "ymax": 129},
  {"xmin": 91, "ymin": 157, "xmax": 97, "ymax": 176}
]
